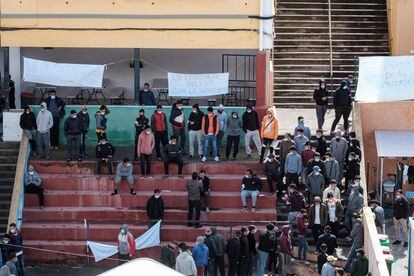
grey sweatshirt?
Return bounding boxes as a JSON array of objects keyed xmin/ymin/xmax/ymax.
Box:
[
  {"xmin": 227, "ymin": 114, "xmax": 242, "ymax": 136},
  {"xmin": 350, "ymin": 219, "xmax": 364, "ymax": 246},
  {"xmin": 306, "ymin": 173, "xmax": 325, "ymax": 197},
  {"xmin": 325, "ymin": 159, "xmax": 340, "ymax": 181},
  {"xmin": 347, "ymin": 191, "xmax": 364, "ymax": 214},
  {"xmin": 116, "ymin": 163, "xmax": 133, "ymax": 177},
  {"xmin": 36, "ymin": 103, "xmax": 54, "ymax": 133},
  {"xmin": 330, "ymin": 137, "xmax": 348, "ymax": 162},
  {"xmin": 24, "ymin": 171, "xmax": 42, "ymax": 186},
  {"xmin": 285, "ymin": 152, "xmax": 302, "ymax": 174}
]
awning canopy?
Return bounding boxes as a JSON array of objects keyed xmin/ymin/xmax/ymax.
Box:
[
  {"xmin": 99, "ymin": 258, "xmax": 182, "ymax": 276},
  {"xmin": 375, "ymin": 130, "xmax": 414, "ymax": 157}
]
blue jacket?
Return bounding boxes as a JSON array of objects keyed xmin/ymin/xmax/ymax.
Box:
[
  {"xmin": 285, "ymin": 152, "xmax": 302, "ymax": 174},
  {"xmin": 139, "ymin": 89, "xmax": 156, "ymax": 105},
  {"xmin": 192, "ymin": 243, "xmax": 209, "ymax": 266},
  {"xmin": 294, "ymin": 123, "xmax": 311, "ymax": 139},
  {"xmin": 294, "ymin": 135, "xmax": 309, "ymax": 154}
]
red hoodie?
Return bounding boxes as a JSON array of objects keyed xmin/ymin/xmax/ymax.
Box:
[
  {"xmin": 279, "ymin": 225, "xmax": 292, "ymax": 255},
  {"xmin": 296, "ymin": 214, "xmax": 308, "ymax": 236}
]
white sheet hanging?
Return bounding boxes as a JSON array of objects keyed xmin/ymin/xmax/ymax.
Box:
[
  {"xmin": 87, "ymin": 241, "xmax": 119, "ymax": 262},
  {"xmin": 135, "ymin": 220, "xmax": 161, "ymax": 250}
]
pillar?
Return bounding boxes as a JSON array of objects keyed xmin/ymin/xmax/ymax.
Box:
[
  {"xmin": 255, "ymin": 49, "xmax": 273, "ymax": 118},
  {"xmin": 10, "ymin": 47, "xmax": 21, "ymax": 109},
  {"xmin": 134, "ymin": 48, "xmax": 140, "ymax": 105}
]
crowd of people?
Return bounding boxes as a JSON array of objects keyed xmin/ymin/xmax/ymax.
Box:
[{"xmin": 0, "ymin": 224, "xmax": 25, "ymax": 276}]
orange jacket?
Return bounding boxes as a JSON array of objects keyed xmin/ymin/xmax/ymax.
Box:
[
  {"xmin": 260, "ymin": 108, "xmax": 279, "ymax": 140},
  {"xmin": 201, "ymin": 113, "xmax": 220, "ymax": 136}
]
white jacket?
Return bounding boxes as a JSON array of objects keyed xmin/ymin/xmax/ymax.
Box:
[
  {"xmin": 36, "ymin": 103, "xmax": 54, "ymax": 133},
  {"xmin": 175, "ymin": 251, "xmax": 197, "ymax": 276}
]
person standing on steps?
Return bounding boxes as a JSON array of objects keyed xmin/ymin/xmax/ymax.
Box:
[
  {"xmin": 137, "ymin": 125, "xmax": 154, "ymax": 179},
  {"xmin": 246, "ymin": 225, "xmax": 257, "ymax": 276},
  {"xmin": 309, "ymin": 196, "xmax": 327, "ymax": 245},
  {"xmin": 306, "ymin": 152, "xmax": 326, "ymax": 177},
  {"xmin": 170, "ymin": 100, "xmax": 186, "ymax": 151},
  {"xmin": 316, "ymin": 225, "xmax": 338, "ymax": 256},
  {"xmin": 24, "ymin": 165, "xmax": 45, "ymax": 210},
  {"xmin": 186, "ymin": 172, "xmax": 203, "ymax": 228},
  {"xmin": 256, "ymin": 223, "xmax": 276, "ymax": 276},
  {"xmin": 242, "ymin": 105, "xmax": 261, "ymax": 159},
  {"xmin": 284, "ymin": 146, "xmax": 302, "ymax": 186},
  {"xmin": 392, "ymin": 189, "xmax": 409, "ymax": 247},
  {"xmin": 216, "ymin": 104, "xmax": 227, "ymax": 156},
  {"xmin": 285, "ymin": 184, "xmax": 306, "ymax": 223},
  {"xmin": 210, "ymin": 226, "xmax": 226, "ymax": 276},
  {"xmin": 344, "ymin": 185, "xmax": 364, "ymax": 233},
  {"xmin": 226, "ymin": 230, "xmax": 241, "ymax": 276},
  {"xmin": 331, "ymin": 79, "xmax": 352, "ymax": 135},
  {"xmin": 225, "ymin": 111, "xmax": 242, "ymax": 161},
  {"xmin": 370, "ymin": 200, "xmax": 385, "ymax": 235},
  {"xmin": 343, "ymin": 214, "xmax": 364, "ymax": 272},
  {"xmin": 163, "ymin": 135, "xmax": 184, "ymax": 178},
  {"xmin": 260, "ymin": 108, "xmax": 279, "ymax": 163},
  {"xmin": 198, "ymin": 170, "xmax": 211, "ymax": 213},
  {"xmin": 201, "ymin": 106, "xmax": 220, "ymax": 163},
  {"xmin": 317, "ymin": 244, "xmax": 329, "ymax": 275},
  {"xmin": 238, "ymin": 227, "xmax": 250, "ymax": 276},
  {"xmin": 203, "ymin": 229, "xmax": 217, "ymax": 276},
  {"xmin": 330, "ymin": 130, "xmax": 348, "ymax": 185},
  {"xmin": 294, "ymin": 128, "xmax": 309, "ymax": 156},
  {"xmin": 306, "ymin": 167, "xmax": 325, "ymax": 204},
  {"xmin": 192, "ymin": 236, "xmax": 209, "ymax": 276},
  {"xmin": 139, "ymin": 82, "xmax": 156, "ymax": 106},
  {"xmin": 263, "ymin": 153, "xmax": 281, "ymax": 196},
  {"xmin": 160, "ymin": 242, "xmax": 176, "ymax": 269},
  {"xmin": 301, "ymin": 141, "xmax": 316, "ymax": 183},
  {"xmin": 313, "ymin": 79, "xmax": 329, "ymax": 130},
  {"xmin": 117, "ymin": 224, "xmax": 135, "ymax": 265},
  {"xmin": 278, "ymin": 225, "xmax": 293, "ymax": 276},
  {"xmin": 20, "ymin": 106, "xmax": 38, "ymax": 156},
  {"xmin": 146, "ymin": 189, "xmax": 164, "ymax": 228},
  {"xmin": 77, "ymin": 105, "xmax": 90, "ymax": 158},
  {"xmin": 64, "ymin": 110, "xmax": 82, "ymax": 163},
  {"xmin": 8, "ymin": 223, "xmax": 24, "ymax": 276},
  {"xmin": 324, "ymin": 152, "xmax": 340, "ymax": 184},
  {"xmin": 134, "ymin": 109, "xmax": 149, "ymax": 161},
  {"xmin": 315, "ymin": 129, "xmax": 327, "ymax": 157},
  {"xmin": 95, "ymin": 138, "xmax": 115, "ymax": 179},
  {"xmin": 112, "ymin": 158, "xmax": 136, "ymax": 195},
  {"xmin": 151, "ymin": 105, "xmax": 169, "ymax": 161},
  {"xmin": 36, "ymin": 102, "xmax": 54, "ymax": 160},
  {"xmin": 321, "ymin": 255, "xmax": 336, "ymax": 276},
  {"xmin": 188, "ymin": 103, "xmax": 204, "ymax": 159},
  {"xmin": 45, "ymin": 90, "xmax": 66, "ymax": 150},
  {"xmin": 95, "ymin": 105, "xmax": 110, "ymax": 140},
  {"xmin": 294, "ymin": 116, "xmax": 311, "ymax": 139},
  {"xmin": 324, "ymin": 192, "xmax": 343, "ymax": 236},
  {"xmin": 175, "ymin": 243, "xmax": 197, "ymax": 276},
  {"xmin": 296, "ymin": 209, "xmax": 309, "ymax": 261}
]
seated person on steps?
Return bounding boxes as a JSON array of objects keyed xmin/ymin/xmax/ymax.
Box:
[
  {"xmin": 95, "ymin": 138, "xmax": 115, "ymax": 179},
  {"xmin": 112, "ymin": 157, "xmax": 136, "ymax": 195}
]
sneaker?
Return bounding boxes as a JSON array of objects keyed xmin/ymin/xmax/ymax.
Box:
[
  {"xmin": 148, "ymin": 176, "xmax": 153, "ymax": 179},
  {"xmin": 178, "ymin": 175, "xmax": 184, "ymax": 178},
  {"xmin": 111, "ymin": 189, "xmax": 117, "ymax": 195},
  {"xmin": 157, "ymin": 157, "xmax": 162, "ymax": 161},
  {"xmin": 40, "ymin": 205, "xmax": 45, "ymax": 211},
  {"xmin": 251, "ymin": 207, "xmax": 256, "ymax": 213},
  {"xmin": 201, "ymin": 156, "xmax": 207, "ymax": 162},
  {"xmin": 130, "ymin": 189, "xmax": 136, "ymax": 195},
  {"xmin": 206, "ymin": 207, "xmax": 210, "ymax": 213},
  {"xmin": 50, "ymin": 146, "xmax": 54, "ymax": 150},
  {"xmin": 162, "ymin": 175, "xmax": 169, "ymax": 179},
  {"xmin": 404, "ymin": 242, "xmax": 408, "ymax": 247},
  {"xmin": 140, "ymin": 176, "xmax": 145, "ymax": 180},
  {"xmin": 392, "ymin": 240, "xmax": 401, "ymax": 245},
  {"xmin": 214, "ymin": 156, "xmax": 220, "ymax": 163},
  {"xmin": 240, "ymin": 208, "xmax": 248, "ymax": 212},
  {"xmin": 54, "ymin": 146, "xmax": 59, "ymax": 150}
]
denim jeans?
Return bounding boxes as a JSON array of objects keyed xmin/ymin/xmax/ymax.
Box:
[
  {"xmin": 257, "ymin": 250, "xmax": 269, "ymax": 276},
  {"xmin": 343, "ymin": 242, "xmax": 363, "ymax": 271},
  {"xmin": 203, "ymin": 135, "xmax": 218, "ymax": 158},
  {"xmin": 297, "ymin": 236, "xmax": 308, "ymax": 261},
  {"xmin": 247, "ymin": 251, "xmax": 257, "ymax": 276},
  {"xmin": 241, "ymin": 190, "xmax": 260, "ymax": 208},
  {"xmin": 202, "ymin": 191, "xmax": 210, "ymax": 208},
  {"xmin": 288, "ymin": 211, "xmax": 299, "ymax": 225},
  {"xmin": 204, "ymin": 258, "xmax": 215, "ymax": 276}
]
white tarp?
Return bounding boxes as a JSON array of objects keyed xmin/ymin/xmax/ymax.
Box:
[
  {"xmin": 168, "ymin": 72, "xmax": 229, "ymax": 97},
  {"xmin": 87, "ymin": 241, "xmax": 119, "ymax": 262},
  {"xmin": 98, "ymin": 258, "xmax": 182, "ymax": 276},
  {"xmin": 375, "ymin": 130, "xmax": 414, "ymax": 157},
  {"xmin": 23, "ymin": 57, "xmax": 105, "ymax": 88},
  {"xmin": 135, "ymin": 220, "xmax": 161, "ymax": 250},
  {"xmin": 355, "ymin": 55, "xmax": 414, "ymax": 102}
]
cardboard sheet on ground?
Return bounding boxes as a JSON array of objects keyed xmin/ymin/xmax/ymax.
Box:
[
  {"xmin": 168, "ymin": 72, "xmax": 229, "ymax": 97},
  {"xmin": 23, "ymin": 57, "xmax": 105, "ymax": 88},
  {"xmin": 355, "ymin": 55, "xmax": 414, "ymax": 102}
]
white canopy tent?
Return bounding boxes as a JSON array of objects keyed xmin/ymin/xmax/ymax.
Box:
[
  {"xmin": 375, "ymin": 130, "xmax": 414, "ymax": 204},
  {"xmin": 98, "ymin": 258, "xmax": 183, "ymax": 276}
]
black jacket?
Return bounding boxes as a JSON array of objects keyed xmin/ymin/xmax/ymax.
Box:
[
  {"xmin": 317, "ymin": 252, "xmax": 328, "ymax": 274},
  {"xmin": 164, "ymin": 143, "xmax": 183, "ymax": 159},
  {"xmin": 346, "ymin": 141, "xmax": 362, "ymax": 160},
  {"xmin": 257, "ymin": 230, "xmax": 273, "ymax": 252},
  {"xmin": 160, "ymin": 245, "xmax": 175, "ymax": 268},
  {"xmin": 77, "ymin": 111, "xmax": 90, "ymax": 132},
  {"xmin": 315, "ymin": 136, "xmax": 327, "ymax": 157},
  {"xmin": 393, "ymin": 197, "xmax": 409, "ymax": 219},
  {"xmin": 242, "ymin": 110, "xmax": 260, "ymax": 132},
  {"xmin": 333, "ymin": 81, "xmax": 352, "ymax": 107},
  {"xmin": 241, "ymin": 175, "xmax": 262, "ymax": 192},
  {"xmin": 188, "ymin": 110, "xmax": 204, "ymax": 131},
  {"xmin": 226, "ymin": 237, "xmax": 241, "ymax": 261},
  {"xmin": 95, "ymin": 142, "xmax": 116, "ymax": 159},
  {"xmin": 169, "ymin": 103, "xmax": 185, "ymax": 129},
  {"xmin": 316, "ymin": 234, "xmax": 337, "ymax": 255},
  {"xmin": 45, "ymin": 96, "xmax": 66, "ymax": 117},
  {"xmin": 0, "ymin": 243, "xmax": 12, "ymax": 264},
  {"xmin": 313, "ymin": 80, "xmax": 329, "ymax": 106},
  {"xmin": 199, "ymin": 176, "xmax": 210, "ymax": 192},
  {"xmin": 146, "ymin": 196, "xmax": 165, "ymax": 220},
  {"xmin": 264, "ymin": 160, "xmax": 280, "ymax": 177},
  {"xmin": 239, "ymin": 235, "xmax": 249, "ymax": 259},
  {"xmin": 135, "ymin": 116, "xmax": 149, "ymax": 136},
  {"xmin": 64, "ymin": 117, "xmax": 82, "ymax": 136},
  {"xmin": 346, "ymin": 159, "xmax": 360, "ymax": 180},
  {"xmin": 19, "ymin": 112, "xmax": 37, "ymax": 130},
  {"xmin": 247, "ymin": 232, "xmax": 256, "ymax": 254},
  {"xmin": 8, "ymin": 231, "xmax": 23, "ymax": 254},
  {"xmin": 204, "ymin": 236, "xmax": 218, "ymax": 259}
]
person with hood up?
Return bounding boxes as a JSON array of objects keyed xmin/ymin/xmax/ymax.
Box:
[
  {"xmin": 117, "ymin": 224, "xmax": 135, "ymax": 265},
  {"xmin": 226, "ymin": 231, "xmax": 241, "ymax": 276},
  {"xmin": 188, "ymin": 103, "xmax": 204, "ymax": 159},
  {"xmin": 77, "ymin": 105, "xmax": 90, "ymax": 158},
  {"xmin": 146, "ymin": 189, "xmax": 164, "ymax": 228},
  {"xmin": 36, "ymin": 102, "xmax": 53, "ymax": 159},
  {"xmin": 137, "ymin": 125, "xmax": 154, "ymax": 179},
  {"xmin": 64, "ymin": 110, "xmax": 82, "ymax": 162},
  {"xmin": 139, "ymin": 82, "xmax": 156, "ymax": 105},
  {"xmin": 151, "ymin": 105, "xmax": 169, "ymax": 160},
  {"xmin": 317, "ymin": 244, "xmax": 329, "ymax": 275},
  {"xmin": 203, "ymin": 229, "xmax": 217, "ymax": 276},
  {"xmin": 112, "ymin": 158, "xmax": 136, "ymax": 195},
  {"xmin": 331, "ymin": 79, "xmax": 352, "ymax": 134},
  {"xmin": 8, "ymin": 224, "xmax": 23, "ymax": 276},
  {"xmin": 345, "ymin": 185, "xmax": 364, "ymax": 233},
  {"xmin": 95, "ymin": 138, "xmax": 116, "ymax": 179},
  {"xmin": 294, "ymin": 116, "xmax": 311, "ymax": 139},
  {"xmin": 163, "ymin": 135, "xmax": 184, "ymax": 178},
  {"xmin": 192, "ymin": 236, "xmax": 209, "ymax": 276},
  {"xmin": 160, "ymin": 242, "xmax": 176, "ymax": 268},
  {"xmin": 216, "ymin": 104, "xmax": 227, "ymax": 155},
  {"xmin": 349, "ymin": 249, "xmax": 368, "ymax": 276},
  {"xmin": 169, "ymin": 100, "xmax": 186, "ymax": 150},
  {"xmin": 315, "ymin": 129, "xmax": 327, "ymax": 157},
  {"xmin": 330, "ymin": 131, "xmax": 348, "ymax": 182},
  {"xmin": 346, "ymin": 131, "xmax": 361, "ymax": 160},
  {"xmin": 313, "ymin": 80, "xmax": 329, "ymax": 130},
  {"xmin": 279, "ymin": 133, "xmax": 295, "ymax": 178},
  {"xmin": 24, "ymin": 165, "xmax": 45, "ymax": 209},
  {"xmin": 175, "ymin": 243, "xmax": 197, "ymax": 276},
  {"xmin": 324, "ymin": 152, "xmax": 340, "ymax": 184},
  {"xmin": 201, "ymin": 107, "xmax": 220, "ymax": 163},
  {"xmin": 240, "ymin": 169, "xmax": 263, "ymax": 212},
  {"xmin": 1, "ymin": 234, "xmax": 12, "ymax": 265},
  {"xmin": 278, "ymin": 225, "xmax": 293, "ymax": 276},
  {"xmin": 306, "ymin": 166, "xmax": 325, "ymax": 204},
  {"xmin": 324, "ymin": 193, "xmax": 343, "ymax": 236},
  {"xmin": 210, "ymin": 226, "xmax": 226, "ymax": 276},
  {"xmin": 343, "ymin": 214, "xmax": 364, "ymax": 272},
  {"xmin": 294, "ymin": 128, "xmax": 309, "ymax": 155},
  {"xmin": 45, "ymin": 90, "xmax": 66, "ymax": 149},
  {"xmin": 260, "ymin": 107, "xmax": 279, "ymax": 163},
  {"xmin": 20, "ymin": 106, "xmax": 37, "ymax": 156},
  {"xmin": 95, "ymin": 105, "xmax": 110, "ymax": 140},
  {"xmin": 225, "ymin": 111, "xmax": 242, "ymax": 161},
  {"xmin": 345, "ymin": 152, "xmax": 360, "ymax": 191},
  {"xmin": 263, "ymin": 154, "xmax": 281, "ymax": 196},
  {"xmin": 242, "ymin": 105, "xmax": 261, "ymax": 159},
  {"xmin": 133, "ymin": 109, "xmax": 149, "ymax": 161}
]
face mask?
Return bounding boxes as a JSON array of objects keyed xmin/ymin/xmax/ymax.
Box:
[
  {"xmin": 26, "ymin": 111, "xmax": 30, "ymax": 114},
  {"xmin": 354, "ymin": 181, "xmax": 360, "ymax": 185},
  {"xmin": 2, "ymin": 240, "xmax": 8, "ymax": 244},
  {"xmin": 72, "ymin": 115, "xmax": 77, "ymax": 119},
  {"xmin": 144, "ymin": 89, "xmax": 149, "ymax": 92},
  {"xmin": 321, "ymin": 84, "xmax": 326, "ymax": 89},
  {"xmin": 314, "ymin": 172, "xmax": 320, "ymax": 176},
  {"xmin": 298, "ymin": 134, "xmax": 303, "ymax": 137},
  {"xmin": 208, "ymin": 113, "xmax": 213, "ymax": 116},
  {"xmin": 316, "ymin": 134, "xmax": 322, "ymax": 138},
  {"xmin": 245, "ymin": 174, "xmax": 250, "ymax": 178},
  {"xmin": 315, "ymin": 202, "xmax": 320, "ymax": 205},
  {"xmin": 146, "ymin": 130, "xmax": 150, "ymax": 134},
  {"xmin": 101, "ymin": 111, "xmax": 105, "ymax": 115},
  {"xmin": 192, "ymin": 109, "xmax": 197, "ymax": 113},
  {"xmin": 126, "ymin": 163, "xmax": 131, "ymax": 167},
  {"xmin": 170, "ymin": 141, "xmax": 176, "ymax": 145},
  {"xmin": 101, "ymin": 141, "xmax": 107, "ymax": 145},
  {"xmin": 251, "ymin": 229, "xmax": 256, "ymax": 234},
  {"xmin": 299, "ymin": 120, "xmax": 304, "ymax": 124},
  {"xmin": 155, "ymin": 194, "xmax": 160, "ymax": 199},
  {"xmin": 348, "ymin": 157, "xmax": 354, "ymax": 161},
  {"xmin": 267, "ymin": 114, "xmax": 272, "ymax": 118},
  {"xmin": 121, "ymin": 229, "xmax": 126, "ymax": 235},
  {"xmin": 329, "ymin": 197, "xmax": 334, "ymax": 201},
  {"xmin": 41, "ymin": 107, "xmax": 45, "ymax": 112},
  {"xmin": 232, "ymin": 115, "xmax": 237, "ymax": 119},
  {"xmin": 139, "ymin": 114, "xmax": 144, "ymax": 117},
  {"xmin": 305, "ymin": 146, "xmax": 310, "ymax": 150},
  {"xmin": 51, "ymin": 95, "xmax": 56, "ymax": 100},
  {"xmin": 343, "ymin": 85, "xmax": 349, "ymax": 90},
  {"xmin": 247, "ymin": 110, "xmax": 252, "ymax": 113},
  {"xmin": 29, "ymin": 171, "xmax": 34, "ymax": 175},
  {"xmin": 218, "ymin": 110, "xmax": 223, "ymax": 114},
  {"xmin": 10, "ymin": 229, "xmax": 16, "ymax": 234},
  {"xmin": 396, "ymin": 195, "xmax": 401, "ymax": 199},
  {"xmin": 326, "ymin": 157, "xmax": 330, "ymax": 161},
  {"xmin": 177, "ymin": 106, "xmax": 182, "ymax": 110},
  {"xmin": 82, "ymin": 111, "xmax": 87, "ymax": 114},
  {"xmin": 315, "ymin": 158, "xmax": 320, "ymax": 162}
]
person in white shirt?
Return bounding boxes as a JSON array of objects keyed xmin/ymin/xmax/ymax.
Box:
[
  {"xmin": 322, "ymin": 180, "xmax": 341, "ymax": 201},
  {"xmin": 309, "ymin": 196, "xmax": 327, "ymax": 244},
  {"xmin": 324, "ymin": 192, "xmax": 343, "ymax": 236},
  {"xmin": 175, "ymin": 243, "xmax": 197, "ymax": 276}
]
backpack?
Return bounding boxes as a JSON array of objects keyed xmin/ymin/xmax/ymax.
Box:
[{"xmin": 268, "ymin": 231, "xmax": 277, "ymax": 252}]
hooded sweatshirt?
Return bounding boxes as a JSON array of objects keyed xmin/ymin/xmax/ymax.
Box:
[
  {"xmin": 20, "ymin": 110, "xmax": 37, "ymax": 130},
  {"xmin": 36, "ymin": 102, "xmax": 54, "ymax": 133},
  {"xmin": 260, "ymin": 108, "xmax": 279, "ymax": 140},
  {"xmin": 279, "ymin": 226, "xmax": 292, "ymax": 254},
  {"xmin": 313, "ymin": 80, "xmax": 329, "ymax": 106},
  {"xmin": 151, "ymin": 110, "xmax": 168, "ymax": 132},
  {"xmin": 175, "ymin": 251, "xmax": 197, "ymax": 276},
  {"xmin": 216, "ymin": 105, "xmax": 227, "ymax": 132},
  {"xmin": 95, "ymin": 108, "xmax": 111, "ymax": 131},
  {"xmin": 330, "ymin": 135, "xmax": 348, "ymax": 162},
  {"xmin": 192, "ymin": 243, "xmax": 209, "ymax": 266},
  {"xmin": 188, "ymin": 106, "xmax": 204, "ymax": 131},
  {"xmin": 137, "ymin": 131, "xmax": 155, "ymax": 155},
  {"xmin": 294, "ymin": 122, "xmax": 311, "ymax": 139},
  {"xmin": 170, "ymin": 103, "xmax": 185, "ymax": 130},
  {"xmin": 210, "ymin": 227, "xmax": 225, "ymax": 256},
  {"xmin": 242, "ymin": 109, "xmax": 260, "ymax": 132},
  {"xmin": 24, "ymin": 171, "xmax": 42, "ymax": 186},
  {"xmin": 227, "ymin": 112, "xmax": 242, "ymax": 136},
  {"xmin": 333, "ymin": 80, "xmax": 352, "ymax": 107}
]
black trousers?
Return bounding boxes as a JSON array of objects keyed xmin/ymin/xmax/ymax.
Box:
[
  {"xmin": 214, "ymin": 255, "xmax": 225, "ymax": 276},
  {"xmin": 173, "ymin": 128, "xmax": 186, "ymax": 150},
  {"xmin": 267, "ymin": 250, "xmax": 278, "ymax": 274},
  {"xmin": 50, "ymin": 117, "xmax": 61, "ymax": 147},
  {"xmin": 140, "ymin": 154, "xmax": 151, "ymax": 176},
  {"xmin": 331, "ymin": 105, "xmax": 352, "ymax": 132},
  {"xmin": 25, "ymin": 184, "xmax": 45, "ymax": 206},
  {"xmin": 311, "ymin": 224, "xmax": 324, "ymax": 245},
  {"xmin": 225, "ymin": 135, "xmax": 240, "ymax": 159},
  {"xmin": 260, "ymin": 137, "xmax": 274, "ymax": 162},
  {"xmin": 164, "ymin": 157, "xmax": 183, "ymax": 175},
  {"xmin": 97, "ymin": 158, "xmax": 114, "ymax": 175},
  {"xmin": 266, "ymin": 173, "xmax": 281, "ymax": 194},
  {"xmin": 80, "ymin": 131, "xmax": 88, "ymax": 156},
  {"xmin": 228, "ymin": 258, "xmax": 239, "ymax": 276},
  {"xmin": 285, "ymin": 173, "xmax": 299, "ymax": 186},
  {"xmin": 187, "ymin": 200, "xmax": 201, "ymax": 225},
  {"xmin": 238, "ymin": 257, "xmax": 249, "ymax": 276},
  {"xmin": 154, "ymin": 131, "xmax": 168, "ymax": 158},
  {"xmin": 118, "ymin": 253, "xmax": 131, "ymax": 266}
]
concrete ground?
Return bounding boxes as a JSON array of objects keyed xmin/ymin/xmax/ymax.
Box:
[{"xmin": 384, "ymin": 216, "xmax": 409, "ymax": 276}]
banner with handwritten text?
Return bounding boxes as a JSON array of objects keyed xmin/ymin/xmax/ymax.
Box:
[
  {"xmin": 355, "ymin": 55, "xmax": 414, "ymax": 102},
  {"xmin": 168, "ymin": 72, "xmax": 229, "ymax": 97}
]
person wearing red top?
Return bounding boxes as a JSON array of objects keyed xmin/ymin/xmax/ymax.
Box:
[
  {"xmin": 137, "ymin": 125, "xmax": 155, "ymax": 179},
  {"xmin": 117, "ymin": 224, "xmax": 136, "ymax": 265},
  {"xmin": 201, "ymin": 107, "xmax": 220, "ymax": 163},
  {"xmin": 301, "ymin": 140, "xmax": 316, "ymax": 183},
  {"xmin": 151, "ymin": 105, "xmax": 169, "ymax": 160},
  {"xmin": 296, "ymin": 209, "xmax": 309, "ymax": 261},
  {"xmin": 278, "ymin": 225, "xmax": 293, "ymax": 275}
]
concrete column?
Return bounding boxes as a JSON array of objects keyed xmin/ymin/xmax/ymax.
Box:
[
  {"xmin": 10, "ymin": 47, "xmax": 21, "ymax": 108},
  {"xmin": 255, "ymin": 50, "xmax": 273, "ymax": 118}
]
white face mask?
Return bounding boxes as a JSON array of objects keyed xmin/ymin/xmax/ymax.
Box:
[
  {"xmin": 314, "ymin": 172, "xmax": 320, "ymax": 176},
  {"xmin": 82, "ymin": 111, "xmax": 87, "ymax": 114},
  {"xmin": 354, "ymin": 181, "xmax": 360, "ymax": 185},
  {"xmin": 126, "ymin": 163, "xmax": 131, "ymax": 167},
  {"xmin": 51, "ymin": 95, "xmax": 56, "ymax": 100},
  {"xmin": 144, "ymin": 89, "xmax": 149, "ymax": 92},
  {"xmin": 192, "ymin": 109, "xmax": 197, "ymax": 113},
  {"xmin": 177, "ymin": 106, "xmax": 182, "ymax": 110},
  {"xmin": 101, "ymin": 111, "xmax": 105, "ymax": 115},
  {"xmin": 41, "ymin": 107, "xmax": 45, "ymax": 112},
  {"xmin": 154, "ymin": 194, "xmax": 160, "ymax": 199},
  {"xmin": 101, "ymin": 141, "xmax": 107, "ymax": 145},
  {"xmin": 120, "ymin": 229, "xmax": 127, "ymax": 235},
  {"xmin": 146, "ymin": 130, "xmax": 150, "ymax": 134},
  {"xmin": 305, "ymin": 146, "xmax": 310, "ymax": 150},
  {"xmin": 396, "ymin": 195, "xmax": 401, "ymax": 199},
  {"xmin": 10, "ymin": 229, "xmax": 16, "ymax": 234},
  {"xmin": 28, "ymin": 171, "xmax": 34, "ymax": 175},
  {"xmin": 316, "ymin": 134, "xmax": 322, "ymax": 138},
  {"xmin": 247, "ymin": 110, "xmax": 252, "ymax": 113},
  {"xmin": 26, "ymin": 111, "xmax": 30, "ymax": 114},
  {"xmin": 157, "ymin": 110, "xmax": 163, "ymax": 114},
  {"xmin": 245, "ymin": 174, "xmax": 250, "ymax": 178},
  {"xmin": 348, "ymin": 157, "xmax": 354, "ymax": 161},
  {"xmin": 315, "ymin": 158, "xmax": 320, "ymax": 162},
  {"xmin": 72, "ymin": 115, "xmax": 77, "ymax": 119},
  {"xmin": 170, "ymin": 141, "xmax": 176, "ymax": 145},
  {"xmin": 321, "ymin": 84, "xmax": 326, "ymax": 89},
  {"xmin": 232, "ymin": 115, "xmax": 237, "ymax": 119}
]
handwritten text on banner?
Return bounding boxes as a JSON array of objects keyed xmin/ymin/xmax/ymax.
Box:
[{"xmin": 168, "ymin": 72, "xmax": 229, "ymax": 97}]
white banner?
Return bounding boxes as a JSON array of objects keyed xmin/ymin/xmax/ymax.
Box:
[
  {"xmin": 355, "ymin": 55, "xmax": 414, "ymax": 102},
  {"xmin": 135, "ymin": 220, "xmax": 161, "ymax": 250},
  {"xmin": 87, "ymin": 241, "xmax": 118, "ymax": 262},
  {"xmin": 168, "ymin": 72, "xmax": 229, "ymax": 97},
  {"xmin": 23, "ymin": 57, "xmax": 105, "ymax": 88}
]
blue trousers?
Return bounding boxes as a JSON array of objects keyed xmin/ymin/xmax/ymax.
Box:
[
  {"xmin": 257, "ymin": 249, "xmax": 269, "ymax": 276},
  {"xmin": 203, "ymin": 135, "xmax": 218, "ymax": 158},
  {"xmin": 297, "ymin": 236, "xmax": 308, "ymax": 261}
]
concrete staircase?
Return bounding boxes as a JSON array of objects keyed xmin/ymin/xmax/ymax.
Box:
[
  {"xmin": 273, "ymin": 0, "xmax": 390, "ymax": 108},
  {"xmin": 0, "ymin": 142, "xmax": 19, "ymax": 233}
]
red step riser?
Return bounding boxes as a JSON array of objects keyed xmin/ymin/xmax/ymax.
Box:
[
  {"xmin": 30, "ymin": 161, "xmax": 264, "ymax": 175},
  {"xmin": 25, "ymin": 194, "xmax": 276, "ymax": 209}
]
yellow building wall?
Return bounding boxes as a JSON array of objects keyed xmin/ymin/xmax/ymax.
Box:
[{"xmin": 0, "ymin": 0, "xmax": 264, "ymax": 49}]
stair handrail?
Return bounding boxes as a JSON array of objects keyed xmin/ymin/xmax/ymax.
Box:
[
  {"xmin": 7, "ymin": 135, "xmax": 30, "ymax": 231},
  {"xmin": 328, "ymin": 0, "xmax": 334, "ymax": 100}
]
